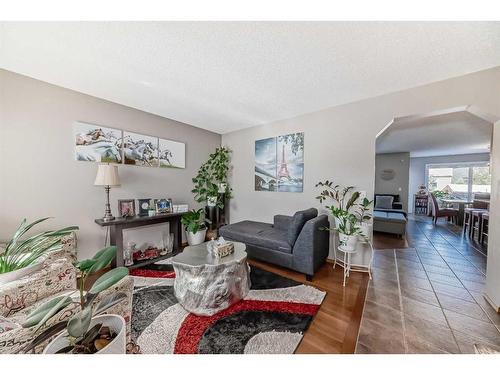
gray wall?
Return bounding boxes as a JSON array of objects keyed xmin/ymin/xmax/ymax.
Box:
[
  {"xmin": 0, "ymin": 69, "xmax": 221, "ymax": 259},
  {"xmin": 222, "ymin": 66, "xmax": 500, "ymax": 268},
  {"xmin": 374, "ymin": 152, "xmax": 410, "ymax": 211},
  {"xmin": 408, "ymin": 153, "xmax": 491, "ymax": 213}
]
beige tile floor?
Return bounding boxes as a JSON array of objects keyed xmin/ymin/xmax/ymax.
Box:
[{"xmin": 356, "ymin": 215, "xmax": 500, "ymax": 354}]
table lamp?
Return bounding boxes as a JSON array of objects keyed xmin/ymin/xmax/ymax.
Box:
[{"xmin": 94, "ymin": 164, "xmax": 121, "ymax": 222}]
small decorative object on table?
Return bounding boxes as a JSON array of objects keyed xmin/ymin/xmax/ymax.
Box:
[
  {"xmin": 123, "ymin": 241, "xmax": 135, "ymax": 266},
  {"xmin": 133, "ymin": 246, "xmax": 161, "ymax": 262},
  {"xmin": 207, "ymin": 237, "xmax": 234, "ymax": 258},
  {"xmin": 138, "ymin": 198, "xmax": 152, "ymax": 216},
  {"xmin": 148, "ymin": 201, "xmax": 156, "ymax": 216},
  {"xmin": 162, "ymin": 233, "xmax": 174, "ymax": 254},
  {"xmin": 118, "ymin": 199, "xmax": 135, "ymax": 217},
  {"xmin": 155, "ymin": 199, "xmax": 171, "ymax": 214}
]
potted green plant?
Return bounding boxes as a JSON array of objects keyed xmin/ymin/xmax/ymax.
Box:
[
  {"xmin": 20, "ymin": 246, "xmax": 129, "ymax": 354},
  {"xmin": 0, "ymin": 218, "xmax": 79, "ymax": 284},
  {"xmin": 337, "ymin": 212, "xmax": 362, "ymax": 251},
  {"xmin": 356, "ymin": 197, "xmax": 374, "ymax": 238},
  {"xmin": 315, "ymin": 181, "xmax": 360, "ymax": 228},
  {"xmin": 192, "ymin": 147, "xmax": 232, "ymax": 209},
  {"xmin": 181, "ymin": 208, "xmax": 211, "ymax": 245},
  {"xmin": 315, "ymin": 180, "xmax": 364, "ymax": 250}
]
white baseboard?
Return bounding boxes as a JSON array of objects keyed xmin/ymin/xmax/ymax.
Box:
[{"xmin": 484, "ymin": 292, "xmax": 500, "ymax": 313}]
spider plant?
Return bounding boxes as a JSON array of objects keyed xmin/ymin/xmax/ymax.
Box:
[
  {"xmin": 0, "ymin": 218, "xmax": 79, "ymax": 274},
  {"xmin": 20, "ymin": 246, "xmax": 129, "ymax": 354}
]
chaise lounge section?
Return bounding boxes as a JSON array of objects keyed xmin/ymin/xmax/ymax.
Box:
[{"xmin": 219, "ymin": 208, "xmax": 329, "ymax": 280}]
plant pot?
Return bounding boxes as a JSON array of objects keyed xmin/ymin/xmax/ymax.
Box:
[
  {"xmin": 207, "ymin": 196, "xmax": 217, "ymax": 207},
  {"xmin": 186, "ymin": 228, "xmax": 207, "ymax": 246},
  {"xmin": 43, "ymin": 314, "xmax": 126, "ymax": 354},
  {"xmin": 0, "ymin": 254, "xmax": 47, "ymax": 285},
  {"xmin": 338, "ymin": 233, "xmax": 358, "ymax": 251}
]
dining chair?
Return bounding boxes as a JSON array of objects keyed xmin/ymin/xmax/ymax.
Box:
[
  {"xmin": 430, "ymin": 193, "xmax": 459, "ymax": 224},
  {"xmin": 481, "ymin": 213, "xmax": 489, "ymax": 245},
  {"xmin": 471, "ymin": 209, "xmax": 488, "ymax": 240}
]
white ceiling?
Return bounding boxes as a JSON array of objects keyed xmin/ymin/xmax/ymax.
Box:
[
  {"xmin": 376, "ymin": 111, "xmax": 493, "ymax": 157},
  {"xmin": 1, "ymin": 22, "xmax": 500, "ymax": 134}
]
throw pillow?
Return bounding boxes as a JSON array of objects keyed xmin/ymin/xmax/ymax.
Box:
[{"xmin": 375, "ymin": 196, "xmax": 394, "ymax": 209}]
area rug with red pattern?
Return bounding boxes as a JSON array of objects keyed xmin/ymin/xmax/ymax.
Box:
[{"xmin": 130, "ymin": 262, "xmax": 325, "ymax": 354}]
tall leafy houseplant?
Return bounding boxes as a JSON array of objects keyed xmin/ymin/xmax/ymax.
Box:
[
  {"xmin": 20, "ymin": 246, "xmax": 129, "ymax": 354},
  {"xmin": 192, "ymin": 147, "xmax": 232, "ymax": 209},
  {"xmin": 315, "ymin": 180, "xmax": 363, "ymax": 250},
  {"xmin": 0, "ymin": 218, "xmax": 78, "ymax": 276}
]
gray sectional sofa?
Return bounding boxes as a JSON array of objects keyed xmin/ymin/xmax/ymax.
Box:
[{"xmin": 219, "ymin": 208, "xmax": 329, "ymax": 280}]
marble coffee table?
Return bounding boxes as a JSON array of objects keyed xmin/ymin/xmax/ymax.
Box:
[{"xmin": 171, "ymin": 241, "xmax": 251, "ymax": 316}]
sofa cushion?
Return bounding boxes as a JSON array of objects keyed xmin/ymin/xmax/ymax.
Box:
[
  {"xmin": 375, "ymin": 196, "xmax": 394, "ymax": 209},
  {"xmin": 219, "ymin": 221, "xmax": 292, "ymax": 253},
  {"xmin": 373, "ymin": 210, "xmax": 407, "ymax": 224},
  {"xmin": 287, "ymin": 208, "xmax": 318, "ymax": 246}
]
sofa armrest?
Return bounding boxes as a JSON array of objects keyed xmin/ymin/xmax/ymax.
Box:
[
  {"xmin": 0, "ymin": 258, "xmax": 77, "ymax": 317},
  {"xmin": 291, "ymin": 215, "xmax": 330, "ymax": 276},
  {"xmin": 273, "ymin": 215, "xmax": 293, "ymax": 231}
]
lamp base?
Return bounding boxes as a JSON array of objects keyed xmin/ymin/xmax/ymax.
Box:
[{"xmin": 103, "ymin": 214, "xmax": 115, "ymax": 222}]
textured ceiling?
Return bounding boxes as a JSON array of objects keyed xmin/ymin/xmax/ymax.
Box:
[
  {"xmin": 376, "ymin": 111, "xmax": 493, "ymax": 157},
  {"xmin": 1, "ymin": 22, "xmax": 500, "ymax": 134}
]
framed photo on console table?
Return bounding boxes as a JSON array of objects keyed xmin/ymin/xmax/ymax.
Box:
[
  {"xmin": 138, "ymin": 198, "xmax": 152, "ymax": 216},
  {"xmin": 118, "ymin": 199, "xmax": 136, "ymax": 217},
  {"xmin": 155, "ymin": 199, "xmax": 172, "ymax": 214}
]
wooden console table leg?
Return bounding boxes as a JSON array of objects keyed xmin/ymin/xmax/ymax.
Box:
[
  {"xmin": 110, "ymin": 225, "xmax": 124, "ymax": 267},
  {"xmin": 171, "ymin": 217, "xmax": 182, "ymax": 252}
]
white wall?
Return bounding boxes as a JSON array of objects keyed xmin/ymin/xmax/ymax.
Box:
[
  {"xmin": 222, "ymin": 66, "xmax": 500, "ymax": 276},
  {"xmin": 375, "ymin": 152, "xmax": 410, "ymax": 211},
  {"xmin": 0, "ymin": 69, "xmax": 221, "ymax": 259},
  {"xmin": 408, "ymin": 153, "xmax": 491, "ymax": 213}
]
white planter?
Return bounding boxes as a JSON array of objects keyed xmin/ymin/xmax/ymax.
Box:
[
  {"xmin": 0, "ymin": 255, "xmax": 47, "ymax": 285},
  {"xmin": 338, "ymin": 233, "xmax": 358, "ymax": 251},
  {"xmin": 186, "ymin": 228, "xmax": 207, "ymax": 246},
  {"xmin": 207, "ymin": 196, "xmax": 217, "ymax": 207},
  {"xmin": 43, "ymin": 314, "xmax": 126, "ymax": 354}
]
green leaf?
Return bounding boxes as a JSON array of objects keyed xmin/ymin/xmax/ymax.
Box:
[
  {"xmin": 19, "ymin": 321, "xmax": 68, "ymax": 353},
  {"xmin": 75, "ymin": 259, "xmax": 96, "ymax": 272},
  {"xmin": 23, "ymin": 295, "xmax": 72, "ymax": 328},
  {"xmin": 67, "ymin": 306, "xmax": 92, "ymax": 338},
  {"xmin": 88, "ymin": 267, "xmax": 129, "ymax": 295},
  {"xmin": 88, "ymin": 246, "xmax": 117, "ymax": 274}
]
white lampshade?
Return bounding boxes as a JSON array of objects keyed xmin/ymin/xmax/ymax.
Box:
[{"xmin": 94, "ymin": 164, "xmax": 121, "ymax": 187}]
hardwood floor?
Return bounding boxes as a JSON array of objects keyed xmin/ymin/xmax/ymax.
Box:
[{"xmin": 248, "ymin": 258, "xmax": 369, "ymax": 354}]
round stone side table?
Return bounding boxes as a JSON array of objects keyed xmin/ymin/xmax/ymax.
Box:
[{"xmin": 171, "ymin": 241, "xmax": 250, "ymax": 316}]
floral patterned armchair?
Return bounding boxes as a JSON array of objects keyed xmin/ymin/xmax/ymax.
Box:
[{"xmin": 0, "ymin": 235, "xmax": 134, "ymax": 354}]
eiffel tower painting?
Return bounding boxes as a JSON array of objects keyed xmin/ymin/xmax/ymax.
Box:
[{"xmin": 255, "ymin": 132, "xmax": 304, "ymax": 192}]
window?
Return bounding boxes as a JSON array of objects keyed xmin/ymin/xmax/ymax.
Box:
[{"xmin": 426, "ymin": 162, "xmax": 491, "ymax": 200}]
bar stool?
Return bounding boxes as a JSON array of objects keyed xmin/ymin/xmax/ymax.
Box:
[
  {"xmin": 480, "ymin": 213, "xmax": 490, "ymax": 245},
  {"xmin": 471, "ymin": 209, "xmax": 488, "ymax": 240},
  {"xmin": 463, "ymin": 207, "xmax": 474, "ymax": 235}
]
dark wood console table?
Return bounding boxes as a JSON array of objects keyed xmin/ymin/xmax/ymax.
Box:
[{"xmin": 95, "ymin": 213, "xmax": 183, "ymax": 267}]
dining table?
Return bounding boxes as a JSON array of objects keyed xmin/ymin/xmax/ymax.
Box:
[{"xmin": 440, "ymin": 198, "xmax": 473, "ymax": 226}]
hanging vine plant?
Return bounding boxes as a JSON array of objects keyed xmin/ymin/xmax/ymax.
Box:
[{"xmin": 192, "ymin": 147, "xmax": 233, "ymax": 208}]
